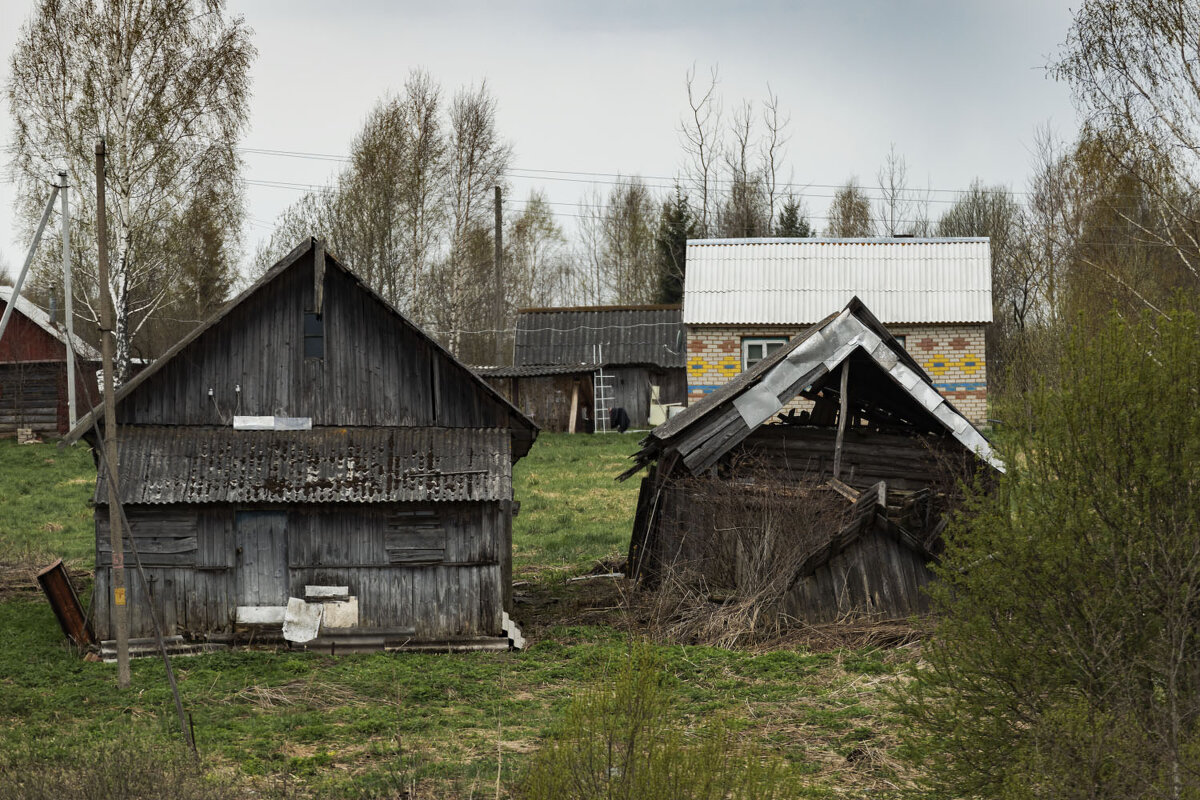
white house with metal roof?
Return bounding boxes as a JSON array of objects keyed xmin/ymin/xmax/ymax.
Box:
[{"xmin": 683, "ymin": 237, "xmax": 992, "ymax": 425}]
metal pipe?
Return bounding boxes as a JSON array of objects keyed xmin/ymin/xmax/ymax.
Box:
[{"xmin": 0, "ymin": 182, "xmax": 60, "ymax": 346}]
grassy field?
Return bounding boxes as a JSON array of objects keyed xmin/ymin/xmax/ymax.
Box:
[{"xmin": 0, "ymin": 433, "xmax": 916, "ymax": 798}]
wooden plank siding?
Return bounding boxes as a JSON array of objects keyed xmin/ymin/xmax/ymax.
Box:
[
  {"xmin": 114, "ymin": 257, "xmax": 513, "ymax": 431},
  {"xmin": 92, "ymin": 502, "xmax": 507, "ymax": 640},
  {"xmin": 85, "ymin": 242, "xmax": 533, "ymax": 646}
]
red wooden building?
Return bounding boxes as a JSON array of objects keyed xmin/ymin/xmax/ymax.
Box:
[{"xmin": 0, "ymin": 287, "xmax": 99, "ymax": 436}]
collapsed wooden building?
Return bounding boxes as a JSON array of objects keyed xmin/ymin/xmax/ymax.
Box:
[
  {"xmin": 66, "ymin": 239, "xmax": 537, "ymax": 651},
  {"xmin": 622, "ymin": 298, "xmax": 1002, "ymax": 624},
  {"xmin": 476, "ymin": 305, "xmax": 686, "ymax": 432},
  {"xmin": 0, "ymin": 286, "xmax": 99, "ymax": 437}
]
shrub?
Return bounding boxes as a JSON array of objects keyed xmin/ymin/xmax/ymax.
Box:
[{"xmin": 518, "ymin": 643, "xmax": 789, "ymax": 800}]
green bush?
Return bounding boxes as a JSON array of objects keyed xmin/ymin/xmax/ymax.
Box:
[
  {"xmin": 519, "ymin": 643, "xmax": 790, "ymax": 800},
  {"xmin": 897, "ymin": 307, "xmax": 1200, "ymax": 800}
]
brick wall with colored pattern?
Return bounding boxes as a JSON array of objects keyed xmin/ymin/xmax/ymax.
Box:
[{"xmin": 685, "ymin": 324, "xmax": 988, "ymax": 426}]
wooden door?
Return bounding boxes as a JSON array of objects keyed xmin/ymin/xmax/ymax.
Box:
[{"xmin": 235, "ymin": 511, "xmax": 288, "ymax": 607}]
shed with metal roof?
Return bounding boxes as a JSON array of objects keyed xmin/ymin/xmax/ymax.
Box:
[
  {"xmin": 623, "ymin": 297, "xmax": 1000, "ymax": 626},
  {"xmin": 73, "ymin": 239, "xmax": 537, "ymax": 651},
  {"xmin": 478, "ymin": 305, "xmax": 687, "ymax": 432}
]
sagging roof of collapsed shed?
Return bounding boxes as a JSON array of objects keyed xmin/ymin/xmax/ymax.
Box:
[
  {"xmin": 64, "ymin": 239, "xmax": 537, "ymax": 453},
  {"xmin": 622, "ymin": 297, "xmax": 1003, "ymax": 479},
  {"xmin": 513, "ymin": 305, "xmax": 684, "ymax": 369},
  {"xmin": 95, "ymin": 426, "xmax": 513, "ymax": 505}
]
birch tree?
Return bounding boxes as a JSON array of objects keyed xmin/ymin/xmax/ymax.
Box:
[{"xmin": 8, "ymin": 0, "xmax": 254, "ymax": 382}]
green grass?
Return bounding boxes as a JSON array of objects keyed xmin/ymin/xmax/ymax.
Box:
[
  {"xmin": 0, "ymin": 432, "xmax": 916, "ymax": 798},
  {"xmin": 512, "ymin": 432, "xmax": 643, "ymax": 575},
  {"xmin": 0, "ymin": 438, "xmax": 95, "ymax": 563}
]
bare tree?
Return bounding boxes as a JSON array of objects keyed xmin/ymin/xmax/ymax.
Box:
[
  {"xmin": 679, "ymin": 65, "xmax": 722, "ymax": 237},
  {"xmin": 875, "ymin": 144, "xmax": 929, "ymax": 236},
  {"xmin": 825, "ymin": 179, "xmax": 874, "ymax": 237},
  {"xmin": 506, "ymin": 190, "xmax": 570, "ymax": 310},
  {"xmin": 715, "ymin": 100, "xmax": 771, "ymax": 238},
  {"xmin": 1052, "ymin": 0, "xmax": 1200, "ymax": 288},
  {"xmin": 575, "ymin": 177, "xmax": 659, "ymax": 304},
  {"xmin": 8, "ymin": 0, "xmax": 254, "ymax": 382}
]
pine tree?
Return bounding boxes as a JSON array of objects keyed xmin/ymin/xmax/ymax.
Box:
[
  {"xmin": 774, "ymin": 195, "xmax": 813, "ymax": 238},
  {"xmin": 655, "ymin": 187, "xmax": 697, "ymax": 304}
]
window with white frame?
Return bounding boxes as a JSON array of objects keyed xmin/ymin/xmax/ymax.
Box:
[{"xmin": 741, "ymin": 337, "xmax": 788, "ymax": 371}]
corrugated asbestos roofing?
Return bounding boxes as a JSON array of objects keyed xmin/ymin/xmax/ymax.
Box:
[
  {"xmin": 0, "ymin": 286, "xmax": 101, "ymax": 360},
  {"xmin": 95, "ymin": 426, "xmax": 512, "ymax": 505},
  {"xmin": 473, "ymin": 363, "xmax": 601, "ymax": 378},
  {"xmin": 683, "ymin": 238, "xmax": 992, "ymax": 325},
  {"xmin": 513, "ymin": 306, "xmax": 685, "ymax": 368}
]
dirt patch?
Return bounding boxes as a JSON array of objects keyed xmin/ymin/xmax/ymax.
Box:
[{"xmin": 0, "ymin": 557, "xmax": 90, "ymax": 600}]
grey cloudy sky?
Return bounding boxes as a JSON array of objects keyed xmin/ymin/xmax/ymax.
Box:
[{"xmin": 0, "ymin": 0, "xmax": 1082, "ymax": 277}]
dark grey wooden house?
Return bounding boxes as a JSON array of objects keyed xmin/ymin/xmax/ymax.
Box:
[
  {"xmin": 621, "ymin": 298, "xmax": 1001, "ymax": 624},
  {"xmin": 67, "ymin": 239, "xmax": 537, "ymax": 649},
  {"xmin": 476, "ymin": 305, "xmax": 686, "ymax": 432}
]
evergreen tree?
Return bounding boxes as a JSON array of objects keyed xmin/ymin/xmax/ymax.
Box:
[
  {"xmin": 655, "ymin": 187, "xmax": 697, "ymax": 304},
  {"xmin": 774, "ymin": 195, "xmax": 813, "ymax": 238}
]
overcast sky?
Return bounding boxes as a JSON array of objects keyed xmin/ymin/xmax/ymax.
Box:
[{"xmin": 0, "ymin": 0, "xmax": 1082, "ymax": 279}]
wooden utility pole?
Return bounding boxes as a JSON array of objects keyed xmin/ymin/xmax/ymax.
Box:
[
  {"xmin": 493, "ymin": 185, "xmax": 504, "ymax": 365},
  {"xmin": 97, "ymin": 138, "xmax": 130, "ymax": 687},
  {"xmin": 60, "ymin": 171, "xmax": 77, "ymax": 430}
]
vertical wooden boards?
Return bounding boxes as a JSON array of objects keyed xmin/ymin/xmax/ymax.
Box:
[{"xmin": 234, "ymin": 511, "xmax": 288, "ymax": 607}]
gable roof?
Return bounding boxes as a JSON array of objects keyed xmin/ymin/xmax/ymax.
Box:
[
  {"xmin": 623, "ymin": 297, "xmax": 1002, "ymax": 479},
  {"xmin": 0, "ymin": 286, "xmax": 101, "ymax": 360},
  {"xmin": 683, "ymin": 237, "xmax": 992, "ymax": 326},
  {"xmin": 513, "ymin": 305, "xmax": 684, "ymax": 369},
  {"xmin": 65, "ymin": 239, "xmax": 537, "ymax": 446}
]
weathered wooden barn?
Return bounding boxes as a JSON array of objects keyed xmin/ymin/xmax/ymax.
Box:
[
  {"xmin": 622, "ymin": 298, "xmax": 1002, "ymax": 624},
  {"xmin": 477, "ymin": 305, "xmax": 686, "ymax": 432},
  {"xmin": 66, "ymin": 239, "xmax": 537, "ymax": 650},
  {"xmin": 0, "ymin": 287, "xmax": 99, "ymax": 436}
]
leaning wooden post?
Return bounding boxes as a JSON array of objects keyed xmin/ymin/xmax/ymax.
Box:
[
  {"xmin": 832, "ymin": 360, "xmax": 850, "ymax": 481},
  {"xmin": 97, "ymin": 138, "xmax": 131, "ymax": 687}
]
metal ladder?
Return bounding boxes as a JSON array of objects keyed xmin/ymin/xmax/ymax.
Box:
[{"xmin": 593, "ymin": 344, "xmax": 613, "ymax": 433}]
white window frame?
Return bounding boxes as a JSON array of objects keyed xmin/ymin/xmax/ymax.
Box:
[{"xmin": 741, "ymin": 337, "xmax": 788, "ymax": 371}]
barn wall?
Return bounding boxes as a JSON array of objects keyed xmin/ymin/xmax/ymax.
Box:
[
  {"xmin": 116, "ymin": 255, "xmax": 513, "ymax": 430},
  {"xmin": 483, "ymin": 373, "xmax": 592, "ymax": 433},
  {"xmin": 641, "ymin": 482, "xmax": 934, "ymax": 624},
  {"xmin": 732, "ymin": 425, "xmax": 961, "ymax": 493},
  {"xmin": 0, "ymin": 362, "xmax": 59, "ymax": 435},
  {"xmin": 782, "ymin": 529, "xmax": 933, "ymax": 624},
  {"xmin": 93, "ymin": 501, "xmax": 507, "ymax": 640},
  {"xmin": 0, "ymin": 305, "xmax": 65, "ymax": 362}
]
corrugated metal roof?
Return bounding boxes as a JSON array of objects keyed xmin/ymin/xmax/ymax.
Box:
[
  {"xmin": 683, "ymin": 238, "xmax": 992, "ymax": 325},
  {"xmin": 630, "ymin": 297, "xmax": 1002, "ymax": 477},
  {"xmin": 0, "ymin": 287, "xmax": 101, "ymax": 359},
  {"xmin": 96, "ymin": 426, "xmax": 512, "ymax": 505},
  {"xmin": 513, "ymin": 306, "xmax": 684, "ymax": 368},
  {"xmin": 473, "ymin": 363, "xmax": 601, "ymax": 378}
]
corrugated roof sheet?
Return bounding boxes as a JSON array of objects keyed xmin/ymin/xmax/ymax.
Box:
[
  {"xmin": 96, "ymin": 426, "xmax": 512, "ymax": 505},
  {"xmin": 473, "ymin": 363, "xmax": 601, "ymax": 379},
  {"xmin": 0, "ymin": 287, "xmax": 101, "ymax": 359},
  {"xmin": 513, "ymin": 306, "xmax": 684, "ymax": 368},
  {"xmin": 683, "ymin": 238, "xmax": 992, "ymax": 325}
]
